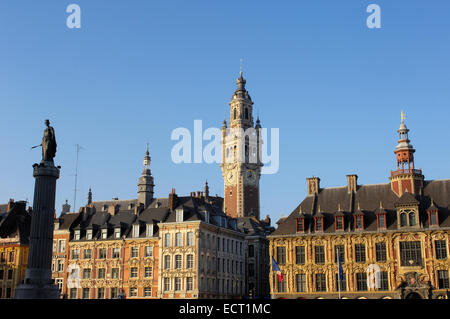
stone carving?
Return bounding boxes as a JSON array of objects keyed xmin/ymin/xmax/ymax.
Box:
[{"xmin": 41, "ymin": 119, "xmax": 57, "ymax": 163}]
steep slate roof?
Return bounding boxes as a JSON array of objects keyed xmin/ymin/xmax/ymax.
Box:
[
  {"xmin": 237, "ymin": 216, "xmax": 275, "ymax": 236},
  {"xmin": 0, "ymin": 201, "xmax": 31, "ymax": 244},
  {"xmin": 70, "ymin": 194, "xmax": 241, "ymax": 241},
  {"xmin": 272, "ymin": 179, "xmax": 450, "ymax": 237}
]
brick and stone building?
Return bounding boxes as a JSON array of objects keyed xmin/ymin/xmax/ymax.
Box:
[{"xmin": 269, "ymin": 115, "xmax": 450, "ymax": 299}]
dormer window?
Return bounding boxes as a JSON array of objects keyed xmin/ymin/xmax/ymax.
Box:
[
  {"xmin": 74, "ymin": 230, "xmax": 80, "ymax": 240},
  {"xmin": 101, "ymin": 229, "xmax": 108, "ymax": 239},
  {"xmin": 146, "ymin": 224, "xmax": 153, "ymax": 237},
  {"xmin": 398, "ymin": 208, "xmax": 419, "ymax": 228},
  {"xmin": 114, "ymin": 228, "xmax": 121, "ymax": 239},
  {"xmin": 354, "ymin": 215, "xmax": 364, "ymax": 230},
  {"xmin": 377, "ymin": 213, "xmax": 387, "ymax": 229},
  {"xmin": 132, "ymin": 225, "xmax": 140, "ymax": 238},
  {"xmin": 315, "ymin": 217, "xmax": 323, "ymax": 232},
  {"xmin": 86, "ymin": 229, "xmax": 93, "ymax": 240},
  {"xmin": 176, "ymin": 209, "xmax": 184, "ymax": 223},
  {"xmin": 428, "ymin": 210, "xmax": 439, "ymax": 226},
  {"xmin": 296, "ymin": 218, "xmax": 305, "ymax": 232},
  {"xmin": 335, "ymin": 216, "xmax": 344, "ymax": 231}
]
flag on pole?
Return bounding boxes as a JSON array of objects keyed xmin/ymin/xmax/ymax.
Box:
[{"xmin": 272, "ymin": 256, "xmax": 284, "ymax": 283}]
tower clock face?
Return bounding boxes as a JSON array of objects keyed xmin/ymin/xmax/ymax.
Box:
[
  {"xmin": 227, "ymin": 171, "xmax": 235, "ymax": 183},
  {"xmin": 246, "ymin": 170, "xmax": 256, "ymax": 183}
]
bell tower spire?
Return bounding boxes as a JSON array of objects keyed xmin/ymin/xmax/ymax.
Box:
[
  {"xmin": 138, "ymin": 144, "xmax": 154, "ymax": 209},
  {"xmin": 389, "ymin": 111, "xmax": 424, "ymax": 197},
  {"xmin": 221, "ymin": 70, "xmax": 263, "ymax": 219}
]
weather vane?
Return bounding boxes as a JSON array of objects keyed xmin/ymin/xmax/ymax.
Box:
[{"xmin": 401, "ymin": 110, "xmax": 406, "ymax": 123}]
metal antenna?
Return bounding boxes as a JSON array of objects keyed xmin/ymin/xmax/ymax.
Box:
[{"xmin": 73, "ymin": 144, "xmax": 84, "ymax": 213}]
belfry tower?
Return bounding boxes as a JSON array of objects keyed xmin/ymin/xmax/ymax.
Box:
[
  {"xmin": 138, "ymin": 144, "xmax": 154, "ymax": 209},
  {"xmin": 221, "ymin": 72, "xmax": 263, "ymax": 219},
  {"xmin": 389, "ymin": 111, "xmax": 424, "ymax": 197}
]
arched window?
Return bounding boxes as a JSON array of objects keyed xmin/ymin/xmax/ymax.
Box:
[
  {"xmin": 400, "ymin": 213, "xmax": 407, "ymax": 227},
  {"xmin": 233, "ymin": 108, "xmax": 237, "ymax": 120},
  {"xmin": 245, "ymin": 108, "xmax": 249, "ymax": 119},
  {"xmin": 409, "ymin": 212, "xmax": 416, "ymax": 226}
]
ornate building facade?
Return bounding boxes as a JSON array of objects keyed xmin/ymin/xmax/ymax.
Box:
[
  {"xmin": 0, "ymin": 200, "xmax": 31, "ymax": 299},
  {"xmin": 269, "ymin": 116, "xmax": 450, "ymax": 299}
]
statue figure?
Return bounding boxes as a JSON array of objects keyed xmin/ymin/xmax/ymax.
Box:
[{"xmin": 33, "ymin": 120, "xmax": 57, "ymax": 163}]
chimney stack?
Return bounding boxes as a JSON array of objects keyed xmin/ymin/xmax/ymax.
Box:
[
  {"xmin": 168, "ymin": 188, "xmax": 178, "ymax": 211},
  {"xmin": 307, "ymin": 177, "xmax": 320, "ymax": 196},
  {"xmin": 346, "ymin": 174, "xmax": 358, "ymax": 193}
]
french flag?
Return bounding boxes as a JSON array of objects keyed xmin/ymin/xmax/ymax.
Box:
[{"xmin": 271, "ymin": 256, "xmax": 284, "ymax": 283}]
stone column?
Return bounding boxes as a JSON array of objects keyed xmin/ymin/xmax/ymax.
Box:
[{"xmin": 15, "ymin": 161, "xmax": 61, "ymax": 299}]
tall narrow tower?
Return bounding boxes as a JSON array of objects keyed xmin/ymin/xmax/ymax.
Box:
[
  {"xmin": 221, "ymin": 72, "xmax": 263, "ymax": 219},
  {"xmin": 389, "ymin": 111, "xmax": 424, "ymax": 197},
  {"xmin": 138, "ymin": 145, "xmax": 154, "ymax": 209}
]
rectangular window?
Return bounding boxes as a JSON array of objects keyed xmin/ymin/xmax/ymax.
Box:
[
  {"xmin": 175, "ymin": 255, "xmax": 182, "ymax": 269},
  {"xmin": 164, "ymin": 234, "xmax": 171, "ymax": 247},
  {"xmin": 186, "ymin": 277, "xmax": 193, "ymax": 291},
  {"xmin": 110, "ymin": 288, "xmax": 118, "ymax": 299},
  {"xmin": 74, "ymin": 231, "xmax": 80, "ymax": 240},
  {"xmin": 114, "ymin": 228, "xmax": 121, "ymax": 239},
  {"xmin": 176, "ymin": 209, "xmax": 183, "ymax": 222},
  {"xmin": 144, "ymin": 267, "xmax": 152, "ymax": 278},
  {"xmin": 399, "ymin": 241, "xmax": 422, "ymax": 266},
  {"xmin": 98, "ymin": 248, "xmax": 107, "ymax": 259},
  {"xmin": 378, "ymin": 271, "xmax": 389, "ymax": 291},
  {"xmin": 355, "ymin": 215, "xmax": 364, "ymax": 229},
  {"xmin": 86, "ymin": 229, "xmax": 93, "ymax": 240},
  {"xmin": 111, "ymin": 268, "xmax": 119, "ymax": 279},
  {"xmin": 71, "ymin": 249, "xmax": 80, "ymax": 259},
  {"xmin": 144, "ymin": 246, "xmax": 153, "ymax": 257},
  {"xmin": 335, "ymin": 245, "xmax": 345, "ymax": 263},
  {"xmin": 356, "ymin": 273, "xmax": 367, "ymax": 291},
  {"xmin": 376, "ymin": 242, "xmax": 387, "ymax": 262},
  {"xmin": 276, "ymin": 247, "xmax": 286, "ymax": 265},
  {"xmin": 175, "ymin": 233, "xmax": 183, "ymax": 247},
  {"xmin": 187, "ymin": 232, "xmax": 194, "ymax": 246},
  {"xmin": 83, "ymin": 249, "xmax": 92, "ymax": 259},
  {"xmin": 132, "ymin": 225, "xmax": 140, "ymax": 238},
  {"xmin": 438, "ymin": 270, "xmax": 450, "ymax": 289},
  {"xmin": 186, "ymin": 255, "xmax": 194, "ymax": 269},
  {"xmin": 7, "ymin": 269, "xmax": 13, "ymax": 280},
  {"xmin": 146, "ymin": 224, "xmax": 153, "ymax": 237},
  {"xmin": 130, "ymin": 247, "xmax": 139, "ymax": 258},
  {"xmin": 248, "ymin": 263, "xmax": 255, "ymax": 277},
  {"xmin": 129, "ymin": 287, "xmax": 138, "ymax": 297},
  {"xmin": 97, "ymin": 288, "xmax": 105, "ymax": 299},
  {"xmin": 315, "ymin": 274, "xmax": 326, "ymax": 292},
  {"xmin": 101, "ymin": 229, "xmax": 107, "ymax": 239},
  {"xmin": 335, "ymin": 217, "xmax": 344, "ymax": 231},
  {"xmin": 69, "ymin": 288, "xmax": 77, "ymax": 299},
  {"xmin": 378, "ymin": 214, "xmax": 386, "ymax": 228},
  {"xmin": 296, "ymin": 218, "xmax": 304, "ymax": 232},
  {"xmin": 315, "ymin": 246, "xmax": 325, "ymax": 264},
  {"xmin": 315, "ymin": 217, "xmax": 323, "ymax": 231},
  {"xmin": 296, "ymin": 274, "xmax": 307, "ymax": 292},
  {"xmin": 335, "ymin": 273, "xmax": 346, "ymax": 292},
  {"xmin": 82, "ymin": 268, "xmax": 91, "ymax": 279},
  {"xmin": 164, "ymin": 278, "xmax": 171, "ymax": 291},
  {"xmin": 164, "ymin": 255, "xmax": 171, "ymax": 269},
  {"xmin": 57, "ymin": 260, "xmax": 64, "ymax": 272},
  {"xmin": 112, "ymin": 248, "xmax": 120, "ymax": 258},
  {"xmin": 175, "ymin": 277, "xmax": 182, "ymax": 291},
  {"xmin": 144, "ymin": 287, "xmax": 152, "ymax": 297},
  {"xmin": 130, "ymin": 267, "xmax": 138, "ymax": 278},
  {"xmin": 82, "ymin": 288, "xmax": 90, "ymax": 299},
  {"xmin": 97, "ymin": 268, "xmax": 106, "ymax": 279},
  {"xmin": 56, "ymin": 278, "xmax": 63, "ymax": 291},
  {"xmin": 58, "ymin": 240, "xmax": 66, "ymax": 253},
  {"xmin": 355, "ymin": 244, "xmax": 366, "ymax": 263},
  {"xmin": 435, "ymin": 240, "xmax": 447, "ymax": 260},
  {"xmin": 295, "ymin": 246, "xmax": 305, "ymax": 265},
  {"xmin": 0, "ymin": 269, "xmax": 3, "ymax": 279},
  {"xmin": 53, "ymin": 240, "xmax": 57, "ymax": 252}
]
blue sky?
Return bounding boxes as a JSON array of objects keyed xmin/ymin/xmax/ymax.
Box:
[{"xmin": 1, "ymin": 1, "xmax": 449, "ymax": 224}]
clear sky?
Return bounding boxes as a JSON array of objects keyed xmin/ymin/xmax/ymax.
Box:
[{"xmin": 1, "ymin": 1, "xmax": 449, "ymax": 224}]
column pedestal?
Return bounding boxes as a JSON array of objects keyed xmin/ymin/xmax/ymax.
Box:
[{"xmin": 15, "ymin": 161, "xmax": 61, "ymax": 299}]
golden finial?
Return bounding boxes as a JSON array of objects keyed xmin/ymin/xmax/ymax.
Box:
[{"xmin": 401, "ymin": 110, "xmax": 406, "ymax": 124}]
